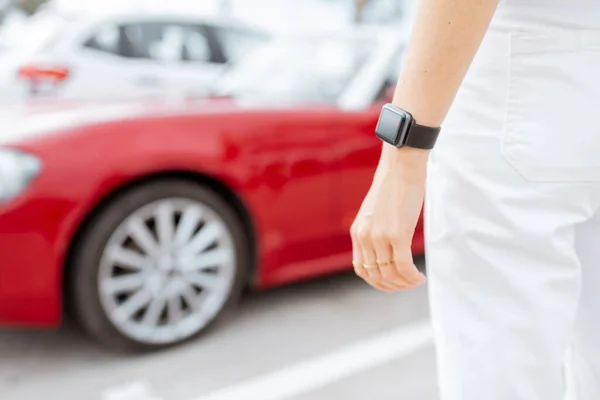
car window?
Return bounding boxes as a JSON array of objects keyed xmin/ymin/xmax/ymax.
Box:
[
  {"xmin": 84, "ymin": 22, "xmax": 215, "ymax": 63},
  {"xmin": 84, "ymin": 23, "xmax": 121, "ymax": 55},
  {"xmin": 210, "ymin": 26, "xmax": 269, "ymax": 64},
  {"xmin": 177, "ymin": 26, "xmax": 212, "ymax": 62},
  {"xmin": 126, "ymin": 23, "xmax": 214, "ymax": 63}
]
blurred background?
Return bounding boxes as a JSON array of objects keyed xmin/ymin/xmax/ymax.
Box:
[{"xmin": 0, "ymin": 1, "xmax": 437, "ymax": 399}]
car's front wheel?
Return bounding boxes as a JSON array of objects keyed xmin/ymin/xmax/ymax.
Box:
[{"xmin": 70, "ymin": 180, "xmax": 249, "ymax": 352}]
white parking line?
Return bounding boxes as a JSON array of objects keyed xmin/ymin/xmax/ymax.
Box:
[
  {"xmin": 194, "ymin": 320, "xmax": 434, "ymax": 400},
  {"xmin": 102, "ymin": 381, "xmax": 163, "ymax": 400}
]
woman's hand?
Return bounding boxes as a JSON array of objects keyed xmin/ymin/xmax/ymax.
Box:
[{"xmin": 350, "ymin": 146, "xmax": 429, "ymax": 292}]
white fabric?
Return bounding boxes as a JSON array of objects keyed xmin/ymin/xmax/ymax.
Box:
[{"xmin": 425, "ymin": 1, "xmax": 600, "ymax": 399}]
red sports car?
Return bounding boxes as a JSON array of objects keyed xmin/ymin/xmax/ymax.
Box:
[{"xmin": 0, "ymin": 29, "xmax": 423, "ymax": 350}]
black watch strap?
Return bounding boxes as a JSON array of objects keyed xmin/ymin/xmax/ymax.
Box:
[
  {"xmin": 404, "ymin": 123, "xmax": 441, "ymax": 150},
  {"xmin": 375, "ymin": 104, "xmax": 441, "ymax": 150}
]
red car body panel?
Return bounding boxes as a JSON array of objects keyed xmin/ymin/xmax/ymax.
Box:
[{"xmin": 0, "ymin": 98, "xmax": 424, "ymax": 327}]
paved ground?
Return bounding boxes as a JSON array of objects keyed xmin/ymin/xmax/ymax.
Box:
[{"xmin": 0, "ymin": 258, "xmax": 437, "ymax": 400}]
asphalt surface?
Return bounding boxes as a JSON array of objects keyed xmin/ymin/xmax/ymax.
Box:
[{"xmin": 0, "ymin": 257, "xmax": 437, "ymax": 400}]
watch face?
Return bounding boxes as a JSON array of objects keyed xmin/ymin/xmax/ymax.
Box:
[{"xmin": 375, "ymin": 104, "xmax": 411, "ymax": 146}]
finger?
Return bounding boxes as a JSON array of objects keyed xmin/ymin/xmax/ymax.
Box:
[
  {"xmin": 351, "ymin": 235, "xmax": 369, "ymax": 281},
  {"xmin": 373, "ymin": 237, "xmax": 410, "ymax": 290},
  {"xmin": 352, "ymin": 223, "xmax": 394, "ymax": 292},
  {"xmin": 392, "ymin": 240, "xmax": 427, "ymax": 287},
  {"xmin": 359, "ymin": 232, "xmax": 395, "ymax": 292}
]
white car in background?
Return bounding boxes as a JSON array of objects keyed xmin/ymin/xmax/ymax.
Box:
[{"xmin": 0, "ymin": 6, "xmax": 270, "ymax": 102}]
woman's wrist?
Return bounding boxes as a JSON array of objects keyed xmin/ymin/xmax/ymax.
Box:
[
  {"xmin": 381, "ymin": 143, "xmax": 429, "ymax": 167},
  {"xmin": 376, "ymin": 144, "xmax": 429, "ymax": 184}
]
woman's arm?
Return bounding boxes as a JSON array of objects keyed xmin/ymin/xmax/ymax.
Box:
[
  {"xmin": 394, "ymin": 0, "xmax": 499, "ymax": 127},
  {"xmin": 351, "ymin": 0, "xmax": 500, "ymax": 292},
  {"xmin": 380, "ymin": 0, "xmax": 499, "ymax": 173}
]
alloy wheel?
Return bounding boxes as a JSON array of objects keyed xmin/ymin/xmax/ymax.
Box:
[{"xmin": 97, "ymin": 198, "xmax": 237, "ymax": 345}]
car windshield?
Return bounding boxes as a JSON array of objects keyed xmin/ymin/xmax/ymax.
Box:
[{"xmin": 216, "ymin": 36, "xmax": 376, "ymax": 105}]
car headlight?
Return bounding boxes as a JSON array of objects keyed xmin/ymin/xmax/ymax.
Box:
[{"xmin": 0, "ymin": 148, "xmax": 41, "ymax": 203}]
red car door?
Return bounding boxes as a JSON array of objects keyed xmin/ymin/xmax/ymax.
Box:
[{"xmin": 244, "ymin": 109, "xmax": 342, "ymax": 286}]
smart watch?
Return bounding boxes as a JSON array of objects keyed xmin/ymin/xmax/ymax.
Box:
[{"xmin": 375, "ymin": 103, "xmax": 441, "ymax": 150}]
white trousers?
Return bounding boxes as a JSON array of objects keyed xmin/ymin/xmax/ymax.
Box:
[{"xmin": 425, "ymin": 2, "xmax": 600, "ymax": 399}]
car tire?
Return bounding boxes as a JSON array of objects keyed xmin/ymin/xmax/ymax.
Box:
[{"xmin": 69, "ymin": 179, "xmax": 249, "ymax": 352}]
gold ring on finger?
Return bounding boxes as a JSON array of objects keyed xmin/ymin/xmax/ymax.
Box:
[
  {"xmin": 376, "ymin": 260, "xmax": 395, "ymax": 267},
  {"xmin": 352, "ymin": 260, "xmax": 362, "ymax": 268},
  {"xmin": 363, "ymin": 263, "xmax": 378, "ymax": 270}
]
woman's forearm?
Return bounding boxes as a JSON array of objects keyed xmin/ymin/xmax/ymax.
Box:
[
  {"xmin": 377, "ymin": 0, "xmax": 499, "ymax": 176},
  {"xmin": 393, "ymin": 0, "xmax": 499, "ymax": 127},
  {"xmin": 394, "ymin": 0, "xmax": 498, "ymax": 126}
]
